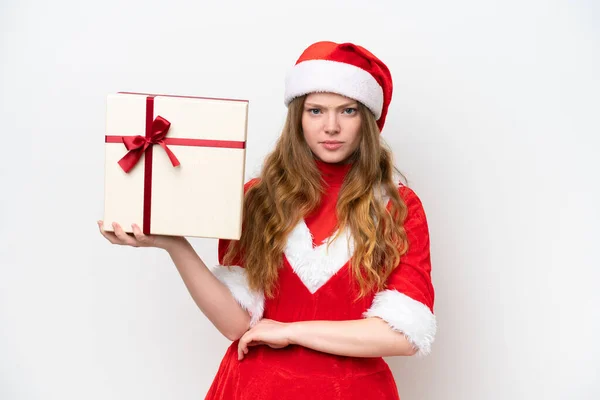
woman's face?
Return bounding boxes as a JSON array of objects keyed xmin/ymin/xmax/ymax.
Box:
[{"xmin": 301, "ymin": 92, "xmax": 362, "ymax": 164}]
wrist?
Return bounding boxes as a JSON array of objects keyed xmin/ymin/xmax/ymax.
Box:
[
  {"xmin": 286, "ymin": 321, "xmax": 304, "ymax": 345},
  {"xmin": 161, "ymin": 236, "xmax": 189, "ymax": 253}
]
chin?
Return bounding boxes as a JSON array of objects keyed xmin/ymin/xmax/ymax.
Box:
[{"xmin": 315, "ymin": 151, "xmax": 351, "ymax": 164}]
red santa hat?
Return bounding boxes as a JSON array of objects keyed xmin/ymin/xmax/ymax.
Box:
[{"xmin": 284, "ymin": 41, "xmax": 393, "ymax": 132}]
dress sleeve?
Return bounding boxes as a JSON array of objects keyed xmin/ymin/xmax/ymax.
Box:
[
  {"xmin": 211, "ymin": 178, "xmax": 265, "ymax": 327},
  {"xmin": 363, "ymin": 185, "xmax": 437, "ymax": 356}
]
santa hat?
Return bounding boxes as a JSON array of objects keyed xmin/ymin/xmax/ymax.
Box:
[{"xmin": 284, "ymin": 41, "xmax": 393, "ymax": 132}]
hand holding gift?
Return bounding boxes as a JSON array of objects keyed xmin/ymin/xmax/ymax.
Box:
[{"xmin": 97, "ymin": 220, "xmax": 186, "ymax": 251}]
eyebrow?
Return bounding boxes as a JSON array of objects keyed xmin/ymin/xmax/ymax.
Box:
[{"xmin": 304, "ymin": 102, "xmax": 358, "ymax": 108}]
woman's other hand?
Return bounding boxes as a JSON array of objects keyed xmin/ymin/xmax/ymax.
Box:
[{"xmin": 237, "ymin": 319, "xmax": 293, "ymax": 361}]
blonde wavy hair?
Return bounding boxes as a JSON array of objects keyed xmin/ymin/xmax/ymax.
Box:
[{"xmin": 223, "ymin": 95, "xmax": 409, "ymax": 298}]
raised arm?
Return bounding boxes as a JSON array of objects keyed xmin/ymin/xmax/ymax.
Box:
[
  {"xmin": 166, "ymin": 237, "xmax": 251, "ymax": 341},
  {"xmin": 98, "ymin": 221, "xmax": 251, "ymax": 341}
]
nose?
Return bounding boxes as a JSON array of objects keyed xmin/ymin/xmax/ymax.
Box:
[{"xmin": 324, "ymin": 112, "xmax": 340, "ymax": 135}]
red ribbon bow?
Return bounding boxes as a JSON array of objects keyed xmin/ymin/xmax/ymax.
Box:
[{"xmin": 117, "ymin": 116, "xmax": 180, "ymax": 173}]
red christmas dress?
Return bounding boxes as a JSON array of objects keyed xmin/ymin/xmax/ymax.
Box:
[{"xmin": 206, "ymin": 160, "xmax": 436, "ymax": 399}]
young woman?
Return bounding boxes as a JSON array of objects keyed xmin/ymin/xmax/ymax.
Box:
[{"xmin": 99, "ymin": 41, "xmax": 437, "ymax": 399}]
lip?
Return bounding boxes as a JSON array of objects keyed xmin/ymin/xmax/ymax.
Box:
[{"xmin": 321, "ymin": 141, "xmax": 343, "ymax": 150}]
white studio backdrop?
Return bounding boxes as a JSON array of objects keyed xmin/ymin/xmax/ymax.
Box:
[{"xmin": 1, "ymin": 0, "xmax": 599, "ymax": 399}]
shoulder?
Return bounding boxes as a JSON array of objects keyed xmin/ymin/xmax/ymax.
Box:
[
  {"xmin": 391, "ymin": 184, "xmax": 429, "ymax": 229},
  {"xmin": 243, "ymin": 178, "xmax": 261, "ymax": 193},
  {"xmin": 397, "ymin": 184, "xmax": 425, "ymax": 211},
  {"xmin": 380, "ymin": 181, "xmax": 426, "ymax": 214},
  {"xmin": 395, "ymin": 185, "xmax": 430, "ymax": 244}
]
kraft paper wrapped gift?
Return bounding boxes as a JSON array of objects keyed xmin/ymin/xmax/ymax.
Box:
[{"xmin": 103, "ymin": 92, "xmax": 249, "ymax": 239}]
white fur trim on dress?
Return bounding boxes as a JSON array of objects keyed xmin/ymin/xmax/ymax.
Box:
[
  {"xmin": 211, "ymin": 265, "xmax": 264, "ymax": 327},
  {"xmin": 284, "ymin": 221, "xmax": 355, "ymax": 294},
  {"xmin": 363, "ymin": 289, "xmax": 437, "ymax": 357},
  {"xmin": 284, "ymin": 59, "xmax": 384, "ymax": 120}
]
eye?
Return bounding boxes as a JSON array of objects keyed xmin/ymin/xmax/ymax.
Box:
[
  {"xmin": 343, "ymin": 107, "xmax": 358, "ymax": 115},
  {"xmin": 307, "ymin": 108, "xmax": 321, "ymax": 115}
]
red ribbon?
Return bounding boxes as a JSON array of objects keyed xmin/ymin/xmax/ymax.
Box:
[
  {"xmin": 116, "ymin": 115, "xmax": 180, "ymax": 173},
  {"xmin": 105, "ymin": 95, "xmax": 245, "ymax": 234}
]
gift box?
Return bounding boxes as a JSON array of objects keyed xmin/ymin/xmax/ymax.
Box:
[{"xmin": 103, "ymin": 92, "xmax": 249, "ymax": 239}]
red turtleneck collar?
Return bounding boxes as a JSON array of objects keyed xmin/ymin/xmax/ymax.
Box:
[
  {"xmin": 314, "ymin": 158, "xmax": 353, "ymax": 188},
  {"xmin": 304, "ymin": 158, "xmax": 353, "ymax": 247}
]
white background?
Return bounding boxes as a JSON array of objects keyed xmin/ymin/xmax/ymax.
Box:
[{"xmin": 1, "ymin": 0, "xmax": 599, "ymax": 399}]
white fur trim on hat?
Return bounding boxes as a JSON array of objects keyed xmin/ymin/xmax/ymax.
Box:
[
  {"xmin": 284, "ymin": 59, "xmax": 384, "ymax": 119},
  {"xmin": 211, "ymin": 265, "xmax": 265, "ymax": 327},
  {"xmin": 363, "ymin": 289, "xmax": 437, "ymax": 357}
]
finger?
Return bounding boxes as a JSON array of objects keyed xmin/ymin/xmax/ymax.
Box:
[
  {"xmin": 113, "ymin": 222, "xmax": 138, "ymax": 246},
  {"xmin": 241, "ymin": 337, "xmax": 250, "ymax": 359},
  {"xmin": 238, "ymin": 340, "xmax": 245, "ymax": 360},
  {"xmin": 237, "ymin": 336, "xmax": 244, "ymax": 360},
  {"xmin": 98, "ymin": 221, "xmax": 120, "ymax": 244},
  {"xmin": 238, "ymin": 333, "xmax": 252, "ymax": 360},
  {"xmin": 131, "ymin": 224, "xmax": 151, "ymax": 246}
]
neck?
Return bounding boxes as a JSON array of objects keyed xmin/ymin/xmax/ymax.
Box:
[{"xmin": 314, "ymin": 158, "xmax": 353, "ymax": 188}]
